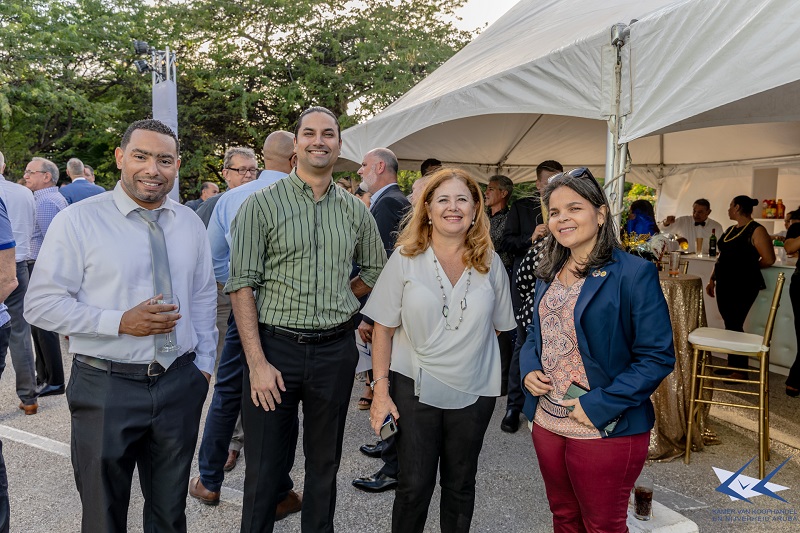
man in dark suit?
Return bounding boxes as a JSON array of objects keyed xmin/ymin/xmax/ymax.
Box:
[
  {"xmin": 351, "ymin": 148, "xmax": 410, "ymax": 493},
  {"xmin": 59, "ymin": 158, "xmax": 105, "ymax": 205}
]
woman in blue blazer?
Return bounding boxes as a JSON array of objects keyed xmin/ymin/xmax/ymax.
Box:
[{"xmin": 520, "ymin": 168, "xmax": 675, "ymax": 532}]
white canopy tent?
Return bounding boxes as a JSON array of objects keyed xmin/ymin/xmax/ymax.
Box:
[{"xmin": 339, "ymin": 0, "xmax": 800, "ymax": 221}]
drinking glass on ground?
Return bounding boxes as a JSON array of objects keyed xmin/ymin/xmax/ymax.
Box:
[
  {"xmin": 668, "ymin": 252, "xmax": 681, "ymax": 277},
  {"xmin": 695, "ymin": 237, "xmax": 704, "ymax": 256},
  {"xmin": 633, "ymin": 474, "xmax": 654, "ymax": 521}
]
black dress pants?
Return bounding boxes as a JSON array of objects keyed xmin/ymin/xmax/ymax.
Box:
[
  {"xmin": 786, "ymin": 274, "xmax": 800, "ymax": 389},
  {"xmin": 391, "ymin": 373, "xmax": 495, "ymax": 533},
  {"xmin": 27, "ymin": 261, "xmax": 64, "ymax": 386},
  {"xmin": 240, "ymin": 329, "xmax": 358, "ymax": 533},
  {"xmin": 716, "ymin": 280, "xmax": 759, "ymax": 369},
  {"xmin": 67, "ymin": 357, "xmax": 208, "ymax": 533}
]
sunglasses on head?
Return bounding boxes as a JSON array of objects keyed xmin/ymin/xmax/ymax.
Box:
[{"xmin": 554, "ymin": 167, "xmax": 594, "ymax": 181}]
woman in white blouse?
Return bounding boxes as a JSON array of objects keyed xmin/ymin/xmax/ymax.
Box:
[{"xmin": 364, "ymin": 168, "xmax": 516, "ymax": 533}]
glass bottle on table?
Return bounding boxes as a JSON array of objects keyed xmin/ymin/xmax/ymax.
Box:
[{"xmin": 708, "ymin": 228, "xmax": 717, "ymax": 257}]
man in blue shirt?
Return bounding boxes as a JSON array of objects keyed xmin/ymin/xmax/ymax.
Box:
[{"xmin": 189, "ymin": 131, "xmax": 302, "ymax": 520}]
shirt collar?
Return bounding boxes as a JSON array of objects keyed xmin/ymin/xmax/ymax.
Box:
[
  {"xmin": 112, "ymin": 182, "xmax": 175, "ymax": 217},
  {"xmin": 287, "ymin": 169, "xmax": 336, "ymax": 200},
  {"xmin": 369, "ymin": 182, "xmax": 397, "ymax": 205},
  {"xmin": 33, "ymin": 186, "xmax": 61, "ymax": 199},
  {"xmin": 72, "ymin": 177, "xmax": 88, "ymax": 182}
]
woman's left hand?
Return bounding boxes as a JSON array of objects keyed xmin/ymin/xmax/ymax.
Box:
[{"xmin": 561, "ymin": 398, "xmax": 595, "ymax": 429}]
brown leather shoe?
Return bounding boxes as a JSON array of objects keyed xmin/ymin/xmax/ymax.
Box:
[
  {"xmin": 188, "ymin": 476, "xmax": 220, "ymax": 506},
  {"xmin": 18, "ymin": 402, "xmax": 38, "ymax": 415},
  {"xmin": 223, "ymin": 449, "xmax": 239, "ymax": 472},
  {"xmin": 275, "ymin": 490, "xmax": 302, "ymax": 521}
]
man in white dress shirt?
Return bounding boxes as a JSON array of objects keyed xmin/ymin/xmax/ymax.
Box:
[
  {"xmin": 661, "ymin": 198, "xmax": 724, "ymax": 254},
  {"xmin": 0, "ymin": 152, "xmax": 38, "ymax": 414},
  {"xmin": 24, "ymin": 119, "xmax": 217, "ymax": 532}
]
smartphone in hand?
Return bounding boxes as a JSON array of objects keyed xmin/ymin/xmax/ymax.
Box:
[{"xmin": 380, "ymin": 414, "xmax": 398, "ymax": 440}]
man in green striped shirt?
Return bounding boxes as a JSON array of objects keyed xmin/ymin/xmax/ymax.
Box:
[{"xmin": 227, "ymin": 106, "xmax": 386, "ymax": 532}]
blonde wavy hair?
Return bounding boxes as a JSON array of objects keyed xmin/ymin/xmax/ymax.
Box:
[{"xmin": 395, "ymin": 167, "xmax": 493, "ymax": 274}]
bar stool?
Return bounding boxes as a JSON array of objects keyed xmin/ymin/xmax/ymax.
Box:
[{"xmin": 684, "ymin": 272, "xmax": 785, "ymax": 478}]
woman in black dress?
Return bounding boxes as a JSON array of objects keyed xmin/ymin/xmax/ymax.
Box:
[
  {"xmin": 706, "ymin": 195, "xmax": 775, "ymax": 378},
  {"xmin": 782, "ymin": 210, "xmax": 800, "ymax": 396}
]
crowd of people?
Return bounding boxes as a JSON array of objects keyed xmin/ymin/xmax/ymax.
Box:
[{"xmin": 0, "ymin": 103, "xmax": 794, "ymax": 533}]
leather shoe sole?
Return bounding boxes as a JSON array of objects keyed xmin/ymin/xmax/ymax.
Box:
[
  {"xmin": 18, "ymin": 402, "xmax": 38, "ymax": 415},
  {"xmin": 275, "ymin": 490, "xmax": 302, "ymax": 521},
  {"xmin": 352, "ymin": 471, "xmax": 398, "ymax": 493},
  {"xmin": 188, "ymin": 476, "xmax": 220, "ymax": 506},
  {"xmin": 359, "ymin": 440, "xmax": 385, "ymax": 459},
  {"xmin": 500, "ymin": 409, "xmax": 521, "ymax": 433},
  {"xmin": 223, "ymin": 449, "xmax": 240, "ymax": 472},
  {"xmin": 36, "ymin": 383, "xmax": 65, "ymax": 397}
]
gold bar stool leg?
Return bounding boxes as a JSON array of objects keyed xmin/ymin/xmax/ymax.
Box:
[
  {"xmin": 764, "ymin": 353, "xmax": 770, "ymax": 463},
  {"xmin": 685, "ymin": 348, "xmax": 701, "ymax": 465}
]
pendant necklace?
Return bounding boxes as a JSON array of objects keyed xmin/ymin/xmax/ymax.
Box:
[{"xmin": 433, "ymin": 256, "xmax": 471, "ymax": 330}]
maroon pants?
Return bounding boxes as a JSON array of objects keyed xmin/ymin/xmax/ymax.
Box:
[{"xmin": 532, "ymin": 424, "xmax": 649, "ymax": 533}]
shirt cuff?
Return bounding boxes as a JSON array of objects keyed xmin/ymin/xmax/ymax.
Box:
[
  {"xmin": 98, "ymin": 310, "xmax": 124, "ymax": 336},
  {"xmin": 193, "ymin": 351, "xmax": 215, "ymax": 376},
  {"xmin": 224, "ymin": 277, "xmax": 257, "ymax": 294}
]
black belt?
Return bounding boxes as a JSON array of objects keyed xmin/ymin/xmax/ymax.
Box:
[
  {"xmin": 259, "ymin": 318, "xmax": 354, "ymax": 345},
  {"xmin": 75, "ymin": 352, "xmax": 196, "ymax": 377}
]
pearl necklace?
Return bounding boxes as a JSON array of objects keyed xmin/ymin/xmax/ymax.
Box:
[{"xmin": 433, "ymin": 257, "xmax": 471, "ymax": 330}]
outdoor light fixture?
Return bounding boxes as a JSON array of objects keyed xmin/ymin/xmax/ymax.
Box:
[
  {"xmin": 133, "ymin": 39, "xmax": 151, "ymax": 55},
  {"xmin": 133, "ymin": 59, "xmax": 151, "ymax": 74}
]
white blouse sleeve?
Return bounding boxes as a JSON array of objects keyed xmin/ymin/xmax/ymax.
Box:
[
  {"xmin": 490, "ymin": 253, "xmax": 517, "ymax": 332},
  {"xmin": 362, "ymin": 250, "xmax": 405, "ymax": 328}
]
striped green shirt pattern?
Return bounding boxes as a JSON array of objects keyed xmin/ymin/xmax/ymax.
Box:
[{"xmin": 226, "ymin": 169, "xmax": 387, "ymax": 330}]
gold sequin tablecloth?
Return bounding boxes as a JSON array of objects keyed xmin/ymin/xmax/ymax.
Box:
[{"xmin": 648, "ymin": 272, "xmax": 711, "ymax": 461}]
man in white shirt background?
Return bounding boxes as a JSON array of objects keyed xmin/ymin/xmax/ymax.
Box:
[
  {"xmin": 0, "ymin": 151, "xmax": 39, "ymax": 414},
  {"xmin": 661, "ymin": 198, "xmax": 724, "ymax": 254}
]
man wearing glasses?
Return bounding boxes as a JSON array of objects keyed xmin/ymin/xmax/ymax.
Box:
[
  {"xmin": 190, "ymin": 132, "xmax": 302, "ymax": 518},
  {"xmin": 23, "ymin": 157, "xmax": 67, "ymax": 399},
  {"xmin": 195, "ymin": 147, "xmax": 258, "ymax": 226}
]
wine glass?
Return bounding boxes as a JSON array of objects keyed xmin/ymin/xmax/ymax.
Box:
[{"xmin": 157, "ymin": 294, "xmax": 182, "ymax": 354}]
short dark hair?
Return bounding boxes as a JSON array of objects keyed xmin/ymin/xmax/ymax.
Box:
[
  {"xmin": 788, "ymin": 209, "xmax": 800, "ymax": 222},
  {"xmin": 200, "ymin": 181, "xmax": 218, "ymax": 192},
  {"xmin": 693, "ymin": 198, "xmax": 711, "ymax": 210},
  {"xmin": 488, "ymin": 174, "xmax": 513, "ymax": 195},
  {"xmin": 536, "ymin": 160, "xmax": 563, "ymax": 180},
  {"xmin": 121, "ymin": 119, "xmax": 180, "ymax": 153},
  {"xmin": 294, "ymin": 106, "xmax": 341, "ymax": 138},
  {"xmin": 420, "ymin": 158, "xmax": 442, "ymax": 176},
  {"xmin": 537, "ymin": 168, "xmax": 620, "ymax": 283},
  {"xmin": 732, "ymin": 195, "xmax": 759, "ymax": 216}
]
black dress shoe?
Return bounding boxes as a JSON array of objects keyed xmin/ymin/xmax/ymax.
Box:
[
  {"xmin": 500, "ymin": 408, "xmax": 521, "ymax": 433},
  {"xmin": 36, "ymin": 383, "xmax": 65, "ymax": 397},
  {"xmin": 359, "ymin": 440, "xmax": 385, "ymax": 458},
  {"xmin": 352, "ymin": 470, "xmax": 398, "ymax": 493}
]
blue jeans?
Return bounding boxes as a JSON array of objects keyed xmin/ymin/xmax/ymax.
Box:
[{"xmin": 198, "ymin": 313, "xmax": 297, "ymax": 494}]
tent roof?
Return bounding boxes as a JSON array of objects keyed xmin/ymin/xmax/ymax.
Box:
[{"xmin": 340, "ymin": 0, "xmax": 800, "ymax": 184}]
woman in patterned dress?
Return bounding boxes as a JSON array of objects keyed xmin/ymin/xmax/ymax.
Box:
[{"xmin": 520, "ymin": 168, "xmax": 675, "ymax": 532}]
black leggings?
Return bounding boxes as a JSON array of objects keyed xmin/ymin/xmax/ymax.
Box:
[
  {"xmin": 716, "ymin": 281, "xmax": 759, "ymax": 369},
  {"xmin": 786, "ymin": 275, "xmax": 800, "ymax": 389}
]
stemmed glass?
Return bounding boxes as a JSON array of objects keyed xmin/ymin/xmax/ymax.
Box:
[{"xmin": 157, "ymin": 294, "xmax": 182, "ymax": 354}]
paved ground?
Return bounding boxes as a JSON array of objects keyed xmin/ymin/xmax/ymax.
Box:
[{"xmin": 0, "ymin": 341, "xmax": 798, "ymax": 532}]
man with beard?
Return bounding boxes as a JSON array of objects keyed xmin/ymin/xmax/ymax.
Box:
[{"xmin": 24, "ymin": 119, "xmax": 217, "ymax": 532}]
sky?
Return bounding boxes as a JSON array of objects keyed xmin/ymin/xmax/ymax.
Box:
[{"xmin": 454, "ymin": 0, "xmax": 519, "ymax": 31}]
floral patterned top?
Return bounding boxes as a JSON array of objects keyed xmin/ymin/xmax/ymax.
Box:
[{"xmin": 533, "ymin": 275, "xmax": 601, "ymax": 439}]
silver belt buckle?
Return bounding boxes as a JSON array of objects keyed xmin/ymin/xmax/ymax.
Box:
[{"xmin": 147, "ymin": 360, "xmax": 166, "ymax": 376}]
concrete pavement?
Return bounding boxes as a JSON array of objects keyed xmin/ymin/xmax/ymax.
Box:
[{"xmin": 0, "ymin": 339, "xmax": 798, "ymax": 532}]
